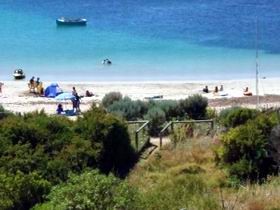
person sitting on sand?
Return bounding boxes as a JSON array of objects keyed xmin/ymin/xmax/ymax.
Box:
[
  {"xmin": 28, "ymin": 76, "xmax": 36, "ymax": 92},
  {"xmin": 56, "ymin": 104, "xmax": 64, "ymax": 115},
  {"xmin": 85, "ymin": 90, "xmax": 94, "ymax": 97},
  {"xmin": 243, "ymin": 87, "xmax": 253, "ymax": 96},
  {"xmin": 214, "ymin": 86, "xmax": 219, "ymax": 93},
  {"xmin": 29, "ymin": 76, "xmax": 35, "ymax": 85},
  {"xmin": 37, "ymin": 82, "xmax": 44, "ymax": 96},
  {"xmin": 213, "ymin": 86, "xmax": 219, "ymax": 95},
  {"xmin": 202, "ymin": 86, "xmax": 209, "ymax": 93},
  {"xmin": 36, "ymin": 77, "xmax": 40, "ymax": 87}
]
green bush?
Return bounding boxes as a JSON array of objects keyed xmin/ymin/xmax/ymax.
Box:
[
  {"xmin": 0, "ymin": 107, "xmax": 138, "ymax": 208},
  {"xmin": 216, "ymin": 114, "xmax": 278, "ymax": 182},
  {"xmin": 180, "ymin": 94, "xmax": 208, "ymax": 119},
  {"xmin": 219, "ymin": 107, "xmax": 259, "ymax": 129},
  {"xmin": 144, "ymin": 107, "xmax": 166, "ymax": 136},
  {"xmin": 107, "ymin": 97, "xmax": 148, "ymax": 120},
  {"xmin": 75, "ymin": 106, "xmax": 137, "ymax": 176},
  {"xmin": 33, "ymin": 170, "xmax": 140, "ymax": 210},
  {"xmin": 102, "ymin": 92, "xmax": 123, "ymax": 108},
  {"xmin": 150, "ymin": 100, "xmax": 181, "ymax": 120},
  {"xmin": 0, "ymin": 171, "xmax": 51, "ymax": 210}
]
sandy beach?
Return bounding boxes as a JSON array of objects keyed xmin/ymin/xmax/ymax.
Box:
[{"xmin": 1, "ymin": 78, "xmax": 280, "ymax": 114}]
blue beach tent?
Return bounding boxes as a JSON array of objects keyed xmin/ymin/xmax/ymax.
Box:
[{"xmin": 44, "ymin": 83, "xmax": 63, "ymax": 98}]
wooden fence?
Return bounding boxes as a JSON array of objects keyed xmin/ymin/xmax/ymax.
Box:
[
  {"xmin": 127, "ymin": 120, "xmax": 150, "ymax": 153},
  {"xmin": 159, "ymin": 119, "xmax": 214, "ymax": 149}
]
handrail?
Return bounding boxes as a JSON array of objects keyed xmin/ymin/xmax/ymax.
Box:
[
  {"xmin": 159, "ymin": 119, "xmax": 214, "ymax": 149},
  {"xmin": 127, "ymin": 120, "xmax": 149, "ymax": 124},
  {"xmin": 160, "ymin": 121, "xmax": 173, "ymax": 134},
  {"xmin": 127, "ymin": 120, "xmax": 150, "ymax": 153},
  {"xmin": 136, "ymin": 121, "xmax": 149, "ymax": 133}
]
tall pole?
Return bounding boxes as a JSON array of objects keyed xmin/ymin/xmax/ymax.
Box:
[{"xmin": 255, "ymin": 17, "xmax": 260, "ymax": 108}]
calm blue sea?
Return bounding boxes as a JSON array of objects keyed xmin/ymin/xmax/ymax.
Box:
[{"xmin": 0, "ymin": 0, "xmax": 280, "ymax": 81}]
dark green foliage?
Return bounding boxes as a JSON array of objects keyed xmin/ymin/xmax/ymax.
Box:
[
  {"xmin": 34, "ymin": 170, "xmax": 140, "ymax": 210},
  {"xmin": 0, "ymin": 171, "xmax": 51, "ymax": 210},
  {"xmin": 75, "ymin": 106, "xmax": 137, "ymax": 176},
  {"xmin": 0, "ymin": 107, "xmax": 137, "ymax": 209},
  {"xmin": 102, "ymin": 92, "xmax": 123, "ymax": 108},
  {"xmin": 219, "ymin": 107, "xmax": 259, "ymax": 129},
  {"xmin": 107, "ymin": 97, "xmax": 148, "ymax": 120},
  {"xmin": 180, "ymin": 94, "xmax": 208, "ymax": 119},
  {"xmin": 216, "ymin": 113, "xmax": 278, "ymax": 182},
  {"xmin": 144, "ymin": 107, "xmax": 166, "ymax": 136}
]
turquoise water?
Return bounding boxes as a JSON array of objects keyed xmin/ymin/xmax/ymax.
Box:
[{"xmin": 0, "ymin": 0, "xmax": 280, "ymax": 81}]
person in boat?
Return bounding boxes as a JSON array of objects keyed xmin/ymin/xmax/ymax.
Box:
[
  {"xmin": 102, "ymin": 59, "xmax": 112, "ymax": 65},
  {"xmin": 243, "ymin": 87, "xmax": 252, "ymax": 96},
  {"xmin": 202, "ymin": 86, "xmax": 209, "ymax": 93},
  {"xmin": 56, "ymin": 103, "xmax": 64, "ymax": 115},
  {"xmin": 85, "ymin": 90, "xmax": 94, "ymax": 97}
]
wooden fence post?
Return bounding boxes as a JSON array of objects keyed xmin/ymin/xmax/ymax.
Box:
[{"xmin": 135, "ymin": 132, "xmax": 138, "ymax": 152}]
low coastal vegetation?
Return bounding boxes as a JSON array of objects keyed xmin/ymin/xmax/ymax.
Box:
[
  {"xmin": 0, "ymin": 97, "xmax": 280, "ymax": 209},
  {"xmin": 102, "ymin": 92, "xmax": 208, "ymax": 136}
]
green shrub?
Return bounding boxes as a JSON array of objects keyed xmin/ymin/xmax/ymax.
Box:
[
  {"xmin": 0, "ymin": 107, "xmax": 139, "ymax": 209},
  {"xmin": 33, "ymin": 170, "xmax": 140, "ymax": 210},
  {"xmin": 180, "ymin": 94, "xmax": 208, "ymax": 119},
  {"xmin": 151, "ymin": 100, "xmax": 181, "ymax": 120},
  {"xmin": 107, "ymin": 97, "xmax": 147, "ymax": 120},
  {"xmin": 102, "ymin": 92, "xmax": 123, "ymax": 108},
  {"xmin": 75, "ymin": 106, "xmax": 137, "ymax": 176},
  {"xmin": 219, "ymin": 107, "xmax": 259, "ymax": 129},
  {"xmin": 0, "ymin": 171, "xmax": 51, "ymax": 210},
  {"xmin": 144, "ymin": 107, "xmax": 166, "ymax": 136},
  {"xmin": 206, "ymin": 108, "xmax": 217, "ymax": 119},
  {"xmin": 216, "ymin": 114, "xmax": 278, "ymax": 182}
]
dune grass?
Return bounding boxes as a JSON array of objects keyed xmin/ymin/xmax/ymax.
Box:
[{"xmin": 128, "ymin": 136, "xmax": 280, "ymax": 210}]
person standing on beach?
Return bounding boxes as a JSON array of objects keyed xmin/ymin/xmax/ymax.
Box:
[
  {"xmin": 0, "ymin": 82, "xmax": 3, "ymax": 94},
  {"xmin": 72, "ymin": 87, "xmax": 78, "ymax": 97},
  {"xmin": 72, "ymin": 87, "xmax": 81, "ymax": 113}
]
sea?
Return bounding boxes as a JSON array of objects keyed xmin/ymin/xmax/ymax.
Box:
[{"xmin": 0, "ymin": 0, "xmax": 280, "ymax": 81}]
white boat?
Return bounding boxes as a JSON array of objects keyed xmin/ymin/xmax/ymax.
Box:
[
  {"xmin": 13, "ymin": 69, "xmax": 25, "ymax": 80},
  {"xmin": 56, "ymin": 17, "xmax": 87, "ymax": 26}
]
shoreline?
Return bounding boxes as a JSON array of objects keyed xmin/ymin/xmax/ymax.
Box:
[
  {"xmin": 1, "ymin": 78, "xmax": 280, "ymax": 114},
  {"xmin": 2, "ymin": 76, "xmax": 280, "ymax": 84}
]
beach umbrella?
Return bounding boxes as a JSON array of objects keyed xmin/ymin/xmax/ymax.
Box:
[{"xmin": 55, "ymin": 92, "xmax": 75, "ymax": 100}]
